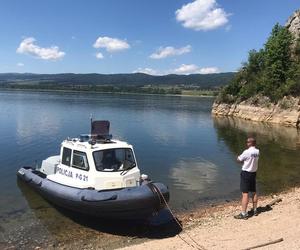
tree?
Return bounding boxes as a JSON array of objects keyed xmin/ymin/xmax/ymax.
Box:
[
  {"xmin": 247, "ymin": 49, "xmax": 265, "ymax": 75},
  {"xmin": 263, "ymin": 23, "xmax": 294, "ymax": 99},
  {"xmin": 218, "ymin": 23, "xmax": 298, "ymax": 103}
]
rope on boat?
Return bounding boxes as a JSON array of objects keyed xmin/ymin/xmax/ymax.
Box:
[{"xmin": 150, "ymin": 183, "xmax": 206, "ymax": 250}]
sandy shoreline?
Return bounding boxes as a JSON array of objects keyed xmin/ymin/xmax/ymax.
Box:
[{"xmin": 119, "ymin": 187, "xmax": 300, "ymax": 250}]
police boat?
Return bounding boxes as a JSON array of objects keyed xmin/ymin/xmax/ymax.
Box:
[{"xmin": 17, "ymin": 120, "xmax": 169, "ymax": 220}]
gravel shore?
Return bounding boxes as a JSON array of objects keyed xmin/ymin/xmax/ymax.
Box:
[
  {"xmin": 119, "ymin": 187, "xmax": 300, "ymax": 250},
  {"xmin": 1, "ymin": 187, "xmax": 299, "ymax": 249}
]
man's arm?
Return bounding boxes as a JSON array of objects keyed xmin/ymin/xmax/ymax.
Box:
[
  {"xmin": 237, "ymin": 157, "xmax": 243, "ymax": 163},
  {"xmin": 237, "ymin": 151, "xmax": 247, "ymax": 163}
]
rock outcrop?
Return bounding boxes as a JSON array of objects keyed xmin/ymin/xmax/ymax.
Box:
[
  {"xmin": 212, "ymin": 96, "xmax": 300, "ymax": 128},
  {"xmin": 286, "ymin": 9, "xmax": 300, "ymax": 39}
]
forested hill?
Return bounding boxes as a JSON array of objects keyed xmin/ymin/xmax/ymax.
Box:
[{"xmin": 0, "ymin": 72, "xmax": 235, "ymax": 88}]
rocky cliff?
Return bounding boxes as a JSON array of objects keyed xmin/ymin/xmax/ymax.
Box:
[
  {"xmin": 286, "ymin": 9, "xmax": 300, "ymax": 39},
  {"xmin": 212, "ymin": 10, "xmax": 300, "ymax": 128},
  {"xmin": 212, "ymin": 96, "xmax": 300, "ymax": 128}
]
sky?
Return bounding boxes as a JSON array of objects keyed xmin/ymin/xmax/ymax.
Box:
[{"xmin": 0, "ymin": 0, "xmax": 299, "ymax": 75}]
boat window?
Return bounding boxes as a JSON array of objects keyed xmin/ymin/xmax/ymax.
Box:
[
  {"xmin": 93, "ymin": 148, "xmax": 136, "ymax": 172},
  {"xmin": 72, "ymin": 150, "xmax": 89, "ymax": 171},
  {"xmin": 62, "ymin": 147, "xmax": 72, "ymax": 166}
]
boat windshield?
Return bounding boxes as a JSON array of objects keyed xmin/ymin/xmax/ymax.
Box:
[{"xmin": 93, "ymin": 148, "xmax": 136, "ymax": 172}]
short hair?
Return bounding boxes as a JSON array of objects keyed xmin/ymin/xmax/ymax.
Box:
[{"xmin": 247, "ymin": 137, "xmax": 256, "ymax": 146}]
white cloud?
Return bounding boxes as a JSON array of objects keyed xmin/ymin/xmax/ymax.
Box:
[
  {"xmin": 93, "ymin": 36, "xmax": 130, "ymax": 52},
  {"xmin": 16, "ymin": 37, "xmax": 65, "ymax": 60},
  {"xmin": 95, "ymin": 52, "xmax": 104, "ymax": 59},
  {"xmin": 173, "ymin": 64, "xmax": 199, "ymax": 74},
  {"xmin": 17, "ymin": 62, "xmax": 24, "ymax": 67},
  {"xmin": 199, "ymin": 66, "xmax": 220, "ymax": 74},
  {"xmin": 175, "ymin": 0, "xmax": 229, "ymax": 31},
  {"xmin": 150, "ymin": 45, "xmax": 191, "ymax": 59},
  {"xmin": 133, "ymin": 65, "xmax": 220, "ymax": 75},
  {"xmin": 133, "ymin": 67, "xmax": 159, "ymax": 75},
  {"xmin": 171, "ymin": 64, "xmax": 220, "ymax": 74}
]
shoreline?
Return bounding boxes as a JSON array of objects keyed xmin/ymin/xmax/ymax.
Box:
[
  {"xmin": 0, "ymin": 87, "xmax": 217, "ymax": 98},
  {"xmin": 119, "ymin": 186, "xmax": 300, "ymax": 250},
  {"xmin": 2, "ymin": 186, "xmax": 297, "ymax": 250},
  {"xmin": 212, "ymin": 96, "xmax": 300, "ymax": 128}
]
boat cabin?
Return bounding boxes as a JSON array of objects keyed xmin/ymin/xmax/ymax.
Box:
[{"xmin": 40, "ymin": 121, "xmax": 141, "ymax": 190}]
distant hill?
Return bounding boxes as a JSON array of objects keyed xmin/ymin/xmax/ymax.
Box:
[{"xmin": 0, "ymin": 72, "xmax": 235, "ymax": 89}]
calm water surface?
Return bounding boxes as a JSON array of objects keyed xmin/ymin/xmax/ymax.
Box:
[{"xmin": 1, "ymin": 90, "xmax": 300, "ymax": 248}]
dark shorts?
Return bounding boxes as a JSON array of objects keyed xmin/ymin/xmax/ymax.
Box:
[{"xmin": 240, "ymin": 171, "xmax": 256, "ymax": 193}]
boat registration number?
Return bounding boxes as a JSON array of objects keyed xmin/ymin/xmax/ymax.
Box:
[{"xmin": 56, "ymin": 166, "xmax": 88, "ymax": 182}]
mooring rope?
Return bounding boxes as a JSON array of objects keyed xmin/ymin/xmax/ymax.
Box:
[{"xmin": 151, "ymin": 183, "xmax": 206, "ymax": 250}]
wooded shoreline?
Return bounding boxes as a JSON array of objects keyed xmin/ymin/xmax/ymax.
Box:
[{"xmin": 0, "ymin": 85, "xmax": 219, "ymax": 97}]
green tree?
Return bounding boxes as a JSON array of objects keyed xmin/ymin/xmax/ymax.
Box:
[
  {"xmin": 218, "ymin": 22, "xmax": 298, "ymax": 104},
  {"xmin": 247, "ymin": 49, "xmax": 265, "ymax": 75},
  {"xmin": 263, "ymin": 23, "xmax": 294, "ymax": 100}
]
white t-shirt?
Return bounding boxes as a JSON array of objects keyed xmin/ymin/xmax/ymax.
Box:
[{"xmin": 238, "ymin": 146, "xmax": 259, "ymax": 172}]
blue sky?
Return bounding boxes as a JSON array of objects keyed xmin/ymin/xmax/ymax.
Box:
[{"xmin": 0, "ymin": 0, "xmax": 299, "ymax": 74}]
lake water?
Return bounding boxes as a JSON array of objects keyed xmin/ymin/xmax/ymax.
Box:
[{"xmin": 1, "ymin": 90, "xmax": 300, "ymax": 248}]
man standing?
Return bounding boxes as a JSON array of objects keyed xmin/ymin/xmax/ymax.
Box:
[{"xmin": 234, "ymin": 137, "xmax": 259, "ymax": 220}]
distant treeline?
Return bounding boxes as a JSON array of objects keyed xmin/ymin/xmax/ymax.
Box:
[
  {"xmin": 0, "ymin": 72, "xmax": 235, "ymax": 88},
  {"xmin": 1, "ymin": 83, "xmax": 220, "ymax": 96}
]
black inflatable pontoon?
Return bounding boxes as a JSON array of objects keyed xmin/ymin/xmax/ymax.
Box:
[{"xmin": 17, "ymin": 166, "xmax": 169, "ymax": 220}]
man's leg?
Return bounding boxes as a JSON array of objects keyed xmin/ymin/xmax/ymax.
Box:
[
  {"xmin": 235, "ymin": 172, "xmax": 249, "ymax": 219},
  {"xmin": 242, "ymin": 192, "xmax": 249, "ymax": 214},
  {"xmin": 250, "ymin": 172, "xmax": 258, "ymax": 214},
  {"xmin": 252, "ymin": 192, "xmax": 258, "ymax": 214},
  {"xmin": 234, "ymin": 192, "xmax": 249, "ymax": 219}
]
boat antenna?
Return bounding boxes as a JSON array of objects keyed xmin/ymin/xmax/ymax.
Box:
[
  {"xmin": 90, "ymin": 113, "xmax": 93, "ymax": 134},
  {"xmin": 35, "ymin": 160, "xmax": 39, "ymax": 170}
]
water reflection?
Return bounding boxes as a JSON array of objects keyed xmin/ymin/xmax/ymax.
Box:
[
  {"xmin": 15, "ymin": 110, "xmax": 61, "ymax": 145},
  {"xmin": 169, "ymin": 157, "xmax": 239, "ymax": 209},
  {"xmin": 171, "ymin": 158, "xmax": 218, "ymax": 192},
  {"xmin": 213, "ymin": 116, "xmax": 300, "ymax": 193},
  {"xmin": 214, "ymin": 116, "xmax": 300, "ymax": 149}
]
